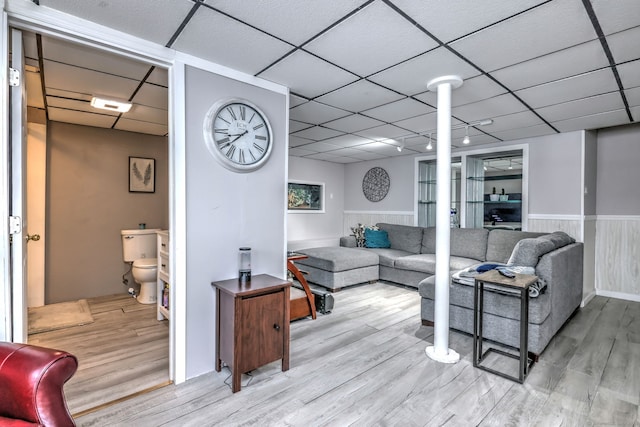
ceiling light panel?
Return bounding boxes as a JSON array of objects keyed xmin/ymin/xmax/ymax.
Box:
[
  {"xmin": 47, "ymin": 96, "xmax": 118, "ymax": 116},
  {"xmin": 392, "ymin": 0, "xmax": 545, "ymax": 43},
  {"xmin": 450, "ymin": 0, "xmax": 598, "ymax": 72},
  {"xmin": 259, "ymin": 50, "xmax": 358, "ymax": 99},
  {"xmin": 172, "ymin": 6, "xmax": 293, "ymax": 75},
  {"xmin": 516, "ymin": 68, "xmax": 620, "ymax": 109},
  {"xmin": 40, "ymin": 0, "xmax": 194, "ymax": 46},
  {"xmin": 304, "ymin": 1, "xmax": 438, "ymax": 76},
  {"xmin": 490, "ymin": 39, "xmax": 610, "ymax": 91},
  {"xmin": 315, "ymin": 80, "xmax": 404, "ymax": 112},
  {"xmin": 368, "ymin": 47, "xmax": 480, "ymax": 95},
  {"xmin": 205, "ymin": 0, "xmax": 367, "ymax": 46}
]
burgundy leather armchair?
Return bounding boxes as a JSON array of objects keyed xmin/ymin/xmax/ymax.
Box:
[{"xmin": 0, "ymin": 342, "xmax": 78, "ymax": 426}]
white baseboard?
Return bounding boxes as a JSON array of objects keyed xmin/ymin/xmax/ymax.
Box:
[
  {"xmin": 581, "ymin": 291, "xmax": 596, "ymax": 307},
  {"xmin": 596, "ymin": 289, "xmax": 640, "ymax": 303}
]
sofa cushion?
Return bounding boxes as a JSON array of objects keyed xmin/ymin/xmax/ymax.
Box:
[
  {"xmin": 539, "ymin": 231, "xmax": 575, "ymax": 249},
  {"xmin": 376, "ymin": 223, "xmax": 423, "ymax": 254},
  {"xmin": 364, "ymin": 228, "xmax": 391, "ymax": 248},
  {"xmin": 507, "ymin": 238, "xmax": 555, "ymax": 267},
  {"xmin": 394, "ymin": 254, "xmax": 477, "ymax": 275},
  {"xmin": 364, "ymin": 248, "xmax": 413, "ymax": 268},
  {"xmin": 297, "ymin": 247, "xmax": 379, "ymax": 272},
  {"xmin": 485, "ymin": 229, "xmax": 546, "ymax": 263},
  {"xmin": 421, "ymin": 227, "xmax": 488, "ymax": 261}
]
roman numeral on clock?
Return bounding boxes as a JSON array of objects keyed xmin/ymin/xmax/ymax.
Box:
[
  {"xmin": 238, "ymin": 149, "xmax": 245, "ymax": 164},
  {"xmin": 240, "ymin": 106, "xmax": 246, "ymax": 120},
  {"xmin": 253, "ymin": 123, "xmax": 264, "ymax": 131},
  {"xmin": 226, "ymin": 106, "xmax": 237, "ymax": 120},
  {"xmin": 253, "ymin": 142, "xmax": 265, "ymax": 153},
  {"xmin": 226, "ymin": 145, "xmax": 236, "ymax": 159},
  {"xmin": 214, "ymin": 128, "xmax": 228, "ymax": 134},
  {"xmin": 255, "ymin": 135, "xmax": 267, "ymax": 141},
  {"xmin": 217, "ymin": 137, "xmax": 230, "ymax": 145}
]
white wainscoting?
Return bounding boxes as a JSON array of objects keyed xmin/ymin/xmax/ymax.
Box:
[
  {"xmin": 595, "ymin": 216, "xmax": 640, "ymax": 297},
  {"xmin": 343, "ymin": 211, "xmax": 415, "ymax": 236},
  {"xmin": 527, "ymin": 215, "xmax": 582, "ymax": 241}
]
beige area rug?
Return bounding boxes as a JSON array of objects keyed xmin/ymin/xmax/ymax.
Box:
[{"xmin": 28, "ymin": 299, "xmax": 95, "ymax": 334}]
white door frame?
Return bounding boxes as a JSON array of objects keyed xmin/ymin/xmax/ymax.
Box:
[{"xmin": 0, "ymin": 1, "xmax": 187, "ymax": 382}]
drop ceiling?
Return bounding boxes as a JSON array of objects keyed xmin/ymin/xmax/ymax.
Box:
[{"xmin": 23, "ymin": 0, "xmax": 640, "ymax": 163}]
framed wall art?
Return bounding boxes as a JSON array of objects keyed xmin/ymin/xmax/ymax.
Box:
[
  {"xmin": 129, "ymin": 156, "xmax": 155, "ymax": 193},
  {"xmin": 288, "ymin": 181, "xmax": 324, "ymax": 213}
]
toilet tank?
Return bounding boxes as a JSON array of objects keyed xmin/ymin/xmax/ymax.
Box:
[{"xmin": 121, "ymin": 229, "xmax": 160, "ymax": 262}]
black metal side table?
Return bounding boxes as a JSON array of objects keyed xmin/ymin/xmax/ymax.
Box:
[{"xmin": 473, "ymin": 269, "xmax": 538, "ymax": 383}]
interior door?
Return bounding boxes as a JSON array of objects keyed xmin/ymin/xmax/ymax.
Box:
[{"xmin": 9, "ymin": 28, "xmax": 28, "ymax": 343}]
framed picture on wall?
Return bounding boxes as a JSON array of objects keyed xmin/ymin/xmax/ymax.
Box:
[
  {"xmin": 288, "ymin": 181, "xmax": 324, "ymax": 213},
  {"xmin": 129, "ymin": 156, "xmax": 155, "ymax": 193}
]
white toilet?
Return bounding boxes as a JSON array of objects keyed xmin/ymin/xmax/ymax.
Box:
[{"xmin": 121, "ymin": 229, "xmax": 159, "ymax": 304}]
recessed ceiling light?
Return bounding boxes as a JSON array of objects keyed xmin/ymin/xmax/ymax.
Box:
[{"xmin": 91, "ymin": 96, "xmax": 132, "ymax": 113}]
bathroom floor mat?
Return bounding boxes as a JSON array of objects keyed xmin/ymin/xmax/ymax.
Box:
[{"xmin": 28, "ymin": 299, "xmax": 95, "ymax": 334}]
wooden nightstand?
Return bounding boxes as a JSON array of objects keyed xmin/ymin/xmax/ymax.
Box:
[{"xmin": 212, "ymin": 274, "xmax": 291, "ymax": 393}]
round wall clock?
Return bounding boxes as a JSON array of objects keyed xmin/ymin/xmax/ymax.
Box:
[
  {"xmin": 362, "ymin": 167, "xmax": 390, "ymax": 202},
  {"xmin": 203, "ymin": 98, "xmax": 273, "ymax": 173}
]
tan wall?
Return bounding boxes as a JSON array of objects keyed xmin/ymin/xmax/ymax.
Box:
[{"xmin": 46, "ymin": 121, "xmax": 168, "ymax": 303}]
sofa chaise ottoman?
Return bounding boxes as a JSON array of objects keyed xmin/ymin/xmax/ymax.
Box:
[{"xmin": 295, "ymin": 247, "xmax": 379, "ymax": 291}]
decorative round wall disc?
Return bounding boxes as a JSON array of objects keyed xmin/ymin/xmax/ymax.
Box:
[{"xmin": 362, "ymin": 167, "xmax": 390, "ymax": 202}]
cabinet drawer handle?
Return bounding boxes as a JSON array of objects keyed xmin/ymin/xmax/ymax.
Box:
[
  {"xmin": 161, "ymin": 264, "xmax": 167, "ymax": 268},
  {"xmin": 273, "ymin": 324, "xmax": 280, "ymax": 331}
]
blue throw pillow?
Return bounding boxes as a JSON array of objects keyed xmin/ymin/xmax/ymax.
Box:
[{"xmin": 364, "ymin": 229, "xmax": 391, "ymax": 248}]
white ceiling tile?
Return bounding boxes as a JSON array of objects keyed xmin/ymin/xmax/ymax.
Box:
[
  {"xmin": 115, "ymin": 118, "xmax": 168, "ymax": 136},
  {"xmin": 204, "ymin": 0, "xmax": 367, "ymax": 45},
  {"xmin": 475, "ymin": 125, "xmax": 554, "ymax": 143},
  {"xmin": 26, "ymin": 71, "xmax": 45, "ymax": 109},
  {"xmin": 354, "ymin": 124, "xmax": 409, "ymax": 141},
  {"xmin": 362, "ymin": 98, "xmax": 434, "ymax": 122},
  {"xmin": 490, "ymin": 39, "xmax": 610, "ymax": 91},
  {"xmin": 304, "ymin": 152, "xmax": 343, "ymax": 161},
  {"xmin": 452, "ymin": 94, "xmax": 527, "ymax": 123},
  {"xmin": 414, "ymin": 75, "xmax": 508, "ymax": 108},
  {"xmin": 300, "ymin": 142, "xmax": 343, "ymax": 153},
  {"xmin": 625, "ymin": 86, "xmax": 640, "ymax": 107},
  {"xmin": 291, "ymin": 126, "xmax": 344, "ymax": 141},
  {"xmin": 480, "ymin": 111, "xmax": 544, "ymax": 133},
  {"xmin": 289, "ymin": 147, "xmax": 318, "ymax": 156},
  {"xmin": 591, "ymin": 0, "xmax": 640, "ymax": 35},
  {"xmin": 607, "ymin": 26, "xmax": 640, "ymax": 64},
  {"xmin": 552, "ymin": 109, "xmax": 631, "ymax": 132},
  {"xmin": 450, "ymin": 0, "xmax": 597, "ymax": 72},
  {"xmin": 259, "ymin": 50, "xmax": 358, "ymax": 98},
  {"xmin": 44, "ymin": 60, "xmax": 139, "ymax": 100},
  {"xmin": 22, "ymin": 31, "xmax": 38, "ymax": 61},
  {"xmin": 346, "ymin": 150, "xmax": 386, "ymax": 161},
  {"xmin": 132, "ymin": 83, "xmax": 168, "ymax": 110},
  {"xmin": 537, "ymin": 92, "xmax": 625, "ymax": 122},
  {"xmin": 316, "ymin": 80, "xmax": 404, "ymax": 113},
  {"xmin": 323, "ymin": 114, "xmax": 385, "ymax": 133},
  {"xmin": 46, "ymin": 88, "xmax": 92, "ymax": 102},
  {"xmin": 289, "ymin": 135, "xmax": 314, "ymax": 148},
  {"xmin": 329, "ymin": 156, "xmax": 362, "ymax": 164},
  {"xmin": 392, "ymin": 0, "xmax": 546, "ymax": 43},
  {"xmin": 515, "ymin": 68, "xmax": 619, "ymax": 108},
  {"xmin": 125, "ymin": 104, "xmax": 168, "ymax": 125},
  {"xmin": 394, "ymin": 112, "xmax": 438, "ymax": 133},
  {"xmin": 46, "ymin": 95, "xmax": 117, "ymax": 116},
  {"xmin": 290, "ymin": 94, "xmax": 308, "ymax": 108},
  {"xmin": 146, "ymin": 67, "xmax": 168, "ymax": 87},
  {"xmin": 632, "ymin": 106, "xmax": 640, "ymax": 122},
  {"xmin": 320, "ymin": 134, "xmax": 375, "ymax": 148},
  {"xmin": 173, "ymin": 6, "xmax": 293, "ymax": 76},
  {"xmin": 368, "ymin": 47, "xmax": 480, "ymax": 95},
  {"xmin": 48, "ymin": 107, "xmax": 117, "ymax": 129},
  {"xmin": 42, "ymin": 35, "xmax": 150, "ymax": 80},
  {"xmin": 618, "ymin": 60, "xmax": 640, "ymax": 88},
  {"xmin": 289, "ymin": 101, "xmax": 350, "ymax": 124},
  {"xmin": 327, "ymin": 147, "xmax": 371, "ymax": 158},
  {"xmin": 289, "ymin": 120, "xmax": 313, "ymax": 133},
  {"xmin": 304, "ymin": 1, "xmax": 438, "ymax": 76},
  {"xmin": 40, "ymin": 0, "xmax": 195, "ymax": 46}
]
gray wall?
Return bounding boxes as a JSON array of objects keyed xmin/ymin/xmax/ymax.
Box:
[
  {"xmin": 287, "ymin": 157, "xmax": 345, "ymax": 246},
  {"xmin": 47, "ymin": 122, "xmax": 168, "ymax": 303},
  {"xmin": 584, "ymin": 130, "xmax": 598, "ymax": 216},
  {"xmin": 528, "ymin": 131, "xmax": 583, "ymax": 215},
  {"xmin": 596, "ymin": 122, "xmax": 640, "ymax": 214},
  {"xmin": 185, "ymin": 66, "xmax": 287, "ymax": 379}
]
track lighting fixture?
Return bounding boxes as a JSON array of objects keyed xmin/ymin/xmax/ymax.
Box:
[
  {"xmin": 397, "ymin": 138, "xmax": 405, "ymax": 152},
  {"xmin": 462, "ymin": 125, "xmax": 470, "ymax": 145},
  {"xmin": 508, "ymin": 159, "xmax": 513, "ymax": 170},
  {"xmin": 426, "ymin": 134, "xmax": 433, "ymax": 151}
]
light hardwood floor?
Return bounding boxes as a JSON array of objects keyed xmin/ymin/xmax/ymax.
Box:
[
  {"xmin": 28, "ymin": 294, "xmax": 170, "ymax": 415},
  {"xmin": 72, "ymin": 283, "xmax": 639, "ymax": 426}
]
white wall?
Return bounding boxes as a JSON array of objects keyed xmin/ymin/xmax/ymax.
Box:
[
  {"xmin": 184, "ymin": 66, "xmax": 288, "ymax": 379},
  {"xmin": 287, "ymin": 157, "xmax": 344, "ymax": 250}
]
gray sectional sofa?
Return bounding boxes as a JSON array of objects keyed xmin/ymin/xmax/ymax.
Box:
[{"xmin": 298, "ymin": 222, "xmax": 583, "ymax": 356}]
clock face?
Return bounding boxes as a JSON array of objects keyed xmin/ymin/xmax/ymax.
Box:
[{"xmin": 204, "ymin": 99, "xmax": 273, "ymax": 172}]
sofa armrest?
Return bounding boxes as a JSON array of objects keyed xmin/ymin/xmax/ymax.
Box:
[
  {"xmin": 340, "ymin": 236, "xmax": 357, "ymax": 247},
  {"xmin": 0, "ymin": 342, "xmax": 78, "ymax": 426}
]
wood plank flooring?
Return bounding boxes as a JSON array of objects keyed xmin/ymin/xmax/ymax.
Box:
[
  {"xmin": 27, "ymin": 294, "xmax": 169, "ymax": 415},
  {"xmin": 72, "ymin": 283, "xmax": 639, "ymax": 426}
]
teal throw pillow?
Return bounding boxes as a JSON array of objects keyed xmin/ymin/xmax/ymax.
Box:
[{"xmin": 365, "ymin": 229, "xmax": 391, "ymax": 248}]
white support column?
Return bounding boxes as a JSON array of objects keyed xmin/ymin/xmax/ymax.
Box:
[{"xmin": 425, "ymin": 75, "xmax": 463, "ymax": 364}]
